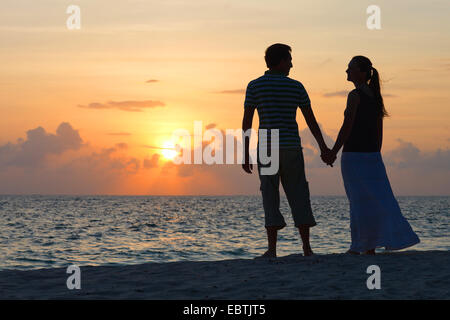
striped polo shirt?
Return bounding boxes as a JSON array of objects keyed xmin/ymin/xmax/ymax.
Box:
[{"xmin": 244, "ymin": 70, "xmax": 311, "ymax": 148}]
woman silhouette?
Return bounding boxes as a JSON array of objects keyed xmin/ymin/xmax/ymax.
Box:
[{"xmin": 323, "ymin": 56, "xmax": 420, "ymax": 254}]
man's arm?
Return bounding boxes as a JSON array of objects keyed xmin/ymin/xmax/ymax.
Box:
[
  {"xmin": 242, "ymin": 106, "xmax": 256, "ymax": 174},
  {"xmin": 300, "ymin": 104, "xmax": 329, "ymax": 154}
]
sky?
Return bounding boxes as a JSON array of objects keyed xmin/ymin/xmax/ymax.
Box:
[{"xmin": 0, "ymin": 0, "xmax": 449, "ymax": 195}]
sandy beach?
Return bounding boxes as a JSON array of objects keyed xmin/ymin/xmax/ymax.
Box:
[{"xmin": 0, "ymin": 250, "xmax": 448, "ymax": 299}]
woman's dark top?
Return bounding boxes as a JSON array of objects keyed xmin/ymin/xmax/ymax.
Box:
[{"xmin": 343, "ymin": 88, "xmax": 382, "ymax": 152}]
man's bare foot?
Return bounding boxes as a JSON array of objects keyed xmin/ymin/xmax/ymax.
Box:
[
  {"xmin": 302, "ymin": 245, "xmax": 314, "ymax": 257},
  {"xmin": 254, "ymin": 250, "xmax": 277, "ymax": 259},
  {"xmin": 345, "ymin": 250, "xmax": 360, "ymax": 255},
  {"xmin": 365, "ymin": 249, "xmax": 376, "ymax": 255}
]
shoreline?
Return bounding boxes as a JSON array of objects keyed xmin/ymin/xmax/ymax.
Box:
[{"xmin": 0, "ymin": 250, "xmax": 449, "ymax": 299}]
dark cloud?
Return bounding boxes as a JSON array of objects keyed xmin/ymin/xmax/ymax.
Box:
[
  {"xmin": 143, "ymin": 154, "xmax": 160, "ymax": 169},
  {"xmin": 323, "ymin": 90, "xmax": 349, "ymax": 97},
  {"xmin": 205, "ymin": 123, "xmax": 217, "ymax": 130},
  {"xmin": 0, "ymin": 123, "xmax": 447, "ymax": 195},
  {"xmin": 213, "ymin": 89, "xmax": 245, "ymax": 94},
  {"xmin": 142, "ymin": 145, "xmax": 174, "ymax": 151},
  {"xmin": 384, "ymin": 139, "xmax": 450, "ymax": 170},
  {"xmin": 317, "ymin": 58, "xmax": 332, "ymax": 67},
  {"xmin": 155, "ymin": 124, "xmax": 333, "ymax": 194},
  {"xmin": 0, "ymin": 122, "xmax": 83, "ymax": 168},
  {"xmin": 159, "ymin": 123, "xmax": 449, "ymax": 195},
  {"xmin": 53, "ymin": 144, "xmax": 140, "ymax": 175},
  {"xmin": 77, "ymin": 100, "xmax": 165, "ymax": 112},
  {"xmin": 323, "ymin": 90, "xmax": 396, "ymax": 98},
  {"xmin": 115, "ymin": 143, "xmax": 128, "ymax": 149},
  {"xmin": 106, "ymin": 132, "xmax": 132, "ymax": 136},
  {"xmin": 0, "ymin": 123, "xmax": 145, "ymax": 194}
]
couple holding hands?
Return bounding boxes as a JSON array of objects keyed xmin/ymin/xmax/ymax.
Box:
[{"xmin": 242, "ymin": 43, "xmax": 419, "ymax": 258}]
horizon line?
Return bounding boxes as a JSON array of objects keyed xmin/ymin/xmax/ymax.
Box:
[{"xmin": 0, "ymin": 194, "xmax": 448, "ymax": 197}]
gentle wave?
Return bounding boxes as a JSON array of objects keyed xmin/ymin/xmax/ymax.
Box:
[{"xmin": 0, "ymin": 195, "xmax": 448, "ymax": 270}]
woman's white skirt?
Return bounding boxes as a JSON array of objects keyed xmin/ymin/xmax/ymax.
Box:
[{"xmin": 341, "ymin": 152, "xmax": 420, "ymax": 252}]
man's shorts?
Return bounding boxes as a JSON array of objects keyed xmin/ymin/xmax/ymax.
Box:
[{"xmin": 257, "ymin": 147, "xmax": 316, "ymax": 228}]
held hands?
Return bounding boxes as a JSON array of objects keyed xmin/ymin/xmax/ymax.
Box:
[
  {"xmin": 242, "ymin": 147, "xmax": 336, "ymax": 172},
  {"xmin": 320, "ymin": 147, "xmax": 337, "ymax": 167}
]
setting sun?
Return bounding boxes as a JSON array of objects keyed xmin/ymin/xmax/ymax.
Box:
[{"xmin": 161, "ymin": 141, "xmax": 177, "ymax": 160}]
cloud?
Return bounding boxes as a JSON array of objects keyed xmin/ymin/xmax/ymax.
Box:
[
  {"xmin": 0, "ymin": 123, "xmax": 448, "ymax": 195},
  {"xmin": 143, "ymin": 154, "xmax": 160, "ymax": 169},
  {"xmin": 384, "ymin": 139, "xmax": 450, "ymax": 170},
  {"xmin": 0, "ymin": 122, "xmax": 83, "ymax": 168},
  {"xmin": 77, "ymin": 100, "xmax": 165, "ymax": 112},
  {"xmin": 143, "ymin": 145, "xmax": 173, "ymax": 151},
  {"xmin": 317, "ymin": 58, "xmax": 333, "ymax": 67},
  {"xmin": 213, "ymin": 89, "xmax": 245, "ymax": 94},
  {"xmin": 380, "ymin": 140, "xmax": 450, "ymax": 195},
  {"xmin": 205, "ymin": 123, "xmax": 217, "ymax": 130},
  {"xmin": 146, "ymin": 79, "xmax": 159, "ymax": 83},
  {"xmin": 156, "ymin": 122, "xmax": 449, "ymax": 195},
  {"xmin": 323, "ymin": 90, "xmax": 396, "ymax": 98},
  {"xmin": 323, "ymin": 91, "xmax": 349, "ymax": 97},
  {"xmin": 115, "ymin": 143, "xmax": 128, "ymax": 149},
  {"xmin": 152, "ymin": 123, "xmax": 335, "ymax": 194},
  {"xmin": 0, "ymin": 123, "xmax": 145, "ymax": 194},
  {"xmin": 106, "ymin": 132, "xmax": 132, "ymax": 136}
]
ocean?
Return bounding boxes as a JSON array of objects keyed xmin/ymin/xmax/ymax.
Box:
[{"xmin": 0, "ymin": 195, "xmax": 448, "ymax": 270}]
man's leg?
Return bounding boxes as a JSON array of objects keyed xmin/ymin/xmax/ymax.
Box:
[
  {"xmin": 256, "ymin": 150, "xmax": 286, "ymax": 259},
  {"xmin": 280, "ymin": 149, "xmax": 316, "ymax": 256},
  {"xmin": 298, "ymin": 225, "xmax": 313, "ymax": 256}
]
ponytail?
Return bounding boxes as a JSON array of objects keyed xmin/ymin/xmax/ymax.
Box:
[{"xmin": 369, "ymin": 67, "xmax": 389, "ymax": 118}]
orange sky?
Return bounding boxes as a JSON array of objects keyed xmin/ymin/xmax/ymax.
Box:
[{"xmin": 0, "ymin": 0, "xmax": 449, "ymax": 195}]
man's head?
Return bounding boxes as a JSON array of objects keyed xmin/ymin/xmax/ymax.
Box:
[{"xmin": 264, "ymin": 43, "xmax": 292, "ymax": 76}]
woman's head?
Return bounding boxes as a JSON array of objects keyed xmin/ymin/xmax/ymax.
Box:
[
  {"xmin": 347, "ymin": 55, "xmax": 388, "ymax": 118},
  {"xmin": 346, "ymin": 56, "xmax": 371, "ymax": 83}
]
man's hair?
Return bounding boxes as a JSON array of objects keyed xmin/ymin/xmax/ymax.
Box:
[{"xmin": 264, "ymin": 43, "xmax": 292, "ymax": 68}]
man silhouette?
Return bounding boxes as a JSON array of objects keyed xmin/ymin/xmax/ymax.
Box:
[{"xmin": 242, "ymin": 43, "xmax": 332, "ymax": 258}]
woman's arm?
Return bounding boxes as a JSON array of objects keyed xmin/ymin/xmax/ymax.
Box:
[
  {"xmin": 377, "ymin": 116, "xmax": 383, "ymax": 151},
  {"xmin": 330, "ymin": 90, "xmax": 360, "ymax": 155}
]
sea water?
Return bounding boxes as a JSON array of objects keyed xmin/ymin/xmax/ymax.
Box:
[{"xmin": 0, "ymin": 195, "xmax": 448, "ymax": 270}]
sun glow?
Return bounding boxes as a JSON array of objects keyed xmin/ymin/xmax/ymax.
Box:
[{"xmin": 161, "ymin": 141, "xmax": 177, "ymax": 160}]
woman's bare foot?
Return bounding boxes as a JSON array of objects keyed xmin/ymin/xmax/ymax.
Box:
[
  {"xmin": 254, "ymin": 249, "xmax": 277, "ymax": 259},
  {"xmin": 345, "ymin": 250, "xmax": 360, "ymax": 255},
  {"xmin": 365, "ymin": 249, "xmax": 376, "ymax": 255}
]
